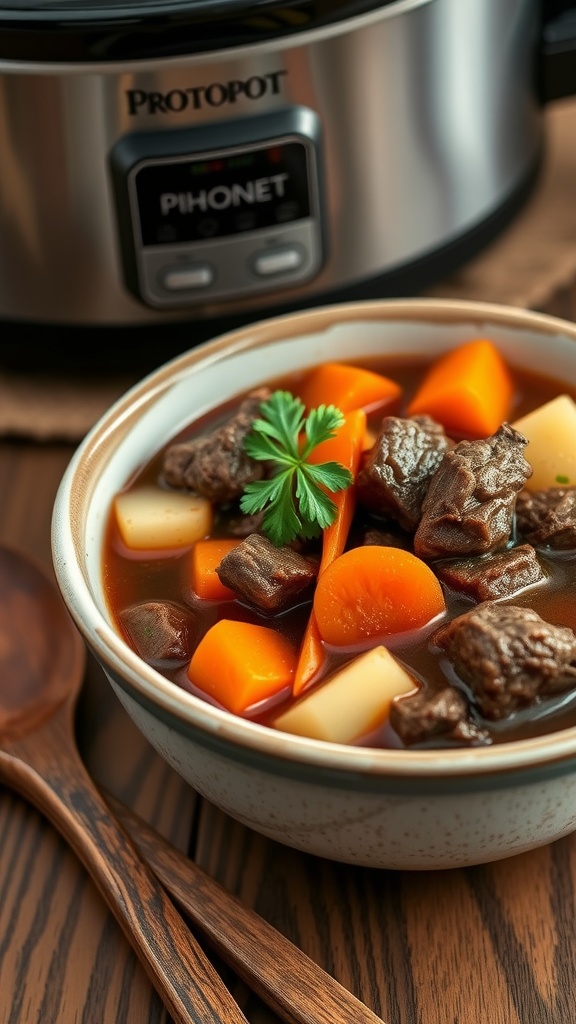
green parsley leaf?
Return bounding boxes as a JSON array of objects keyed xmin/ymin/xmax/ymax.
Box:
[{"xmin": 240, "ymin": 390, "xmax": 354, "ymax": 547}]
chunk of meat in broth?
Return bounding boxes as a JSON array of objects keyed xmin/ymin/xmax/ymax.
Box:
[
  {"xmin": 390, "ymin": 685, "xmax": 488, "ymax": 747},
  {"xmin": 216, "ymin": 534, "xmax": 319, "ymax": 612},
  {"xmin": 414, "ymin": 424, "xmax": 532, "ymax": 559},
  {"xmin": 119, "ymin": 601, "xmax": 201, "ymax": 667},
  {"xmin": 361, "ymin": 526, "xmax": 413, "ymax": 551},
  {"xmin": 434, "ymin": 544, "xmax": 545, "ymax": 602},
  {"xmin": 516, "ymin": 487, "xmax": 576, "ymax": 550},
  {"xmin": 356, "ymin": 414, "xmax": 450, "ymax": 532},
  {"xmin": 162, "ymin": 387, "xmax": 271, "ymax": 503},
  {"xmin": 434, "ymin": 602, "xmax": 576, "ymax": 720}
]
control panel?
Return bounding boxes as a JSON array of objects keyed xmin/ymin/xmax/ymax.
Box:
[{"xmin": 110, "ymin": 109, "xmax": 324, "ymax": 310}]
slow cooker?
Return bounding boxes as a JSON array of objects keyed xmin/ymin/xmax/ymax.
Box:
[{"xmin": 1, "ymin": 0, "xmax": 575, "ymax": 369}]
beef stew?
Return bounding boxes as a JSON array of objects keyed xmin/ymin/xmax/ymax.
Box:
[{"xmin": 102, "ymin": 339, "xmax": 576, "ymax": 750}]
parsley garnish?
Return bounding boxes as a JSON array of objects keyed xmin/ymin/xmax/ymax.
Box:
[{"xmin": 240, "ymin": 390, "xmax": 353, "ymax": 547}]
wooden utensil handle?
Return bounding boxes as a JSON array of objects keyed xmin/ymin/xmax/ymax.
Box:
[
  {"xmin": 0, "ymin": 708, "xmax": 248, "ymax": 1024},
  {"xmin": 108, "ymin": 793, "xmax": 388, "ymax": 1024}
]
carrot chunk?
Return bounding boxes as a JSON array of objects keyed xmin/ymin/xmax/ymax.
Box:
[
  {"xmin": 296, "ymin": 361, "xmax": 401, "ymax": 415},
  {"xmin": 406, "ymin": 338, "xmax": 514, "ymax": 437},
  {"xmin": 187, "ymin": 620, "xmax": 296, "ymax": 715},
  {"xmin": 313, "ymin": 546, "xmax": 446, "ymax": 647},
  {"xmin": 190, "ymin": 538, "xmax": 241, "ymax": 601}
]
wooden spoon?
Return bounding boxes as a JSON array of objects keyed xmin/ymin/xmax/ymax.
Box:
[
  {"xmin": 108, "ymin": 793, "xmax": 388, "ymax": 1024},
  {"xmin": 0, "ymin": 542, "xmax": 387, "ymax": 1024},
  {"xmin": 0, "ymin": 543, "xmax": 248, "ymax": 1024}
]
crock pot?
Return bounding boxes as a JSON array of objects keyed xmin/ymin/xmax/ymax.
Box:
[{"xmin": 0, "ymin": 0, "xmax": 575, "ymax": 369}]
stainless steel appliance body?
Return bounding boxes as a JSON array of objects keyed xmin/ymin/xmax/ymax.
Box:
[{"xmin": 0, "ymin": 0, "xmax": 574, "ymax": 352}]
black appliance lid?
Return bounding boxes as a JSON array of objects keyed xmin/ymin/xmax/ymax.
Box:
[
  {"xmin": 3, "ymin": 0, "xmax": 272, "ymax": 8},
  {"xmin": 0, "ymin": 0, "xmax": 402, "ymax": 64}
]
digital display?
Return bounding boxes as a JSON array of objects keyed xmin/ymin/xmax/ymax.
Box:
[{"xmin": 134, "ymin": 141, "xmax": 312, "ymax": 247}]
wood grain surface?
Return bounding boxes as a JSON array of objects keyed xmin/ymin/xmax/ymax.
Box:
[{"xmin": 2, "ymin": 99, "xmax": 576, "ymax": 1024}]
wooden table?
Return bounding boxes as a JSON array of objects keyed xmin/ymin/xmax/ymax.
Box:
[{"xmin": 3, "ymin": 100, "xmax": 576, "ymax": 1024}]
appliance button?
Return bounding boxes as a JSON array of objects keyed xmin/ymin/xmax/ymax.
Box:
[
  {"xmin": 161, "ymin": 264, "xmax": 214, "ymax": 291},
  {"xmin": 252, "ymin": 245, "xmax": 304, "ymax": 277}
]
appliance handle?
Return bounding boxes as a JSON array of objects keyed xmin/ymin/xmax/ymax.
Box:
[{"xmin": 539, "ymin": 3, "xmax": 576, "ymax": 102}]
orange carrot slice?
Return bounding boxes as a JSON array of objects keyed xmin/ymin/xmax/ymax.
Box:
[
  {"xmin": 187, "ymin": 619, "xmax": 296, "ymax": 715},
  {"xmin": 296, "ymin": 361, "xmax": 401, "ymax": 415},
  {"xmin": 313, "ymin": 546, "xmax": 446, "ymax": 647},
  {"xmin": 292, "ymin": 409, "xmax": 366, "ymax": 696},
  {"xmin": 190, "ymin": 538, "xmax": 241, "ymax": 601},
  {"xmin": 292, "ymin": 612, "xmax": 325, "ymax": 699},
  {"xmin": 406, "ymin": 338, "xmax": 514, "ymax": 437}
]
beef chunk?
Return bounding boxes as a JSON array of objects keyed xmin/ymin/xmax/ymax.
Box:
[
  {"xmin": 516, "ymin": 486, "xmax": 576, "ymax": 550},
  {"xmin": 119, "ymin": 600, "xmax": 199, "ymax": 667},
  {"xmin": 226, "ymin": 510, "xmax": 265, "ymax": 537},
  {"xmin": 357, "ymin": 415, "xmax": 450, "ymax": 531},
  {"xmin": 434, "ymin": 602, "xmax": 576, "ymax": 720},
  {"xmin": 216, "ymin": 534, "xmax": 318, "ymax": 612},
  {"xmin": 435, "ymin": 544, "xmax": 545, "ymax": 602},
  {"xmin": 414, "ymin": 423, "xmax": 532, "ymax": 559},
  {"xmin": 390, "ymin": 686, "xmax": 489, "ymax": 746},
  {"xmin": 162, "ymin": 388, "xmax": 270, "ymax": 503},
  {"xmin": 362, "ymin": 526, "xmax": 413, "ymax": 551},
  {"xmin": 225, "ymin": 510, "xmax": 314, "ymax": 555}
]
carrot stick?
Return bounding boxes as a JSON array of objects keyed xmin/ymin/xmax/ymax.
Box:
[
  {"xmin": 296, "ymin": 361, "xmax": 402, "ymax": 415},
  {"xmin": 312, "ymin": 408, "xmax": 366, "ymax": 571},
  {"xmin": 292, "ymin": 611, "xmax": 325, "ymax": 698},
  {"xmin": 293, "ymin": 409, "xmax": 367, "ymax": 696},
  {"xmin": 187, "ymin": 619, "xmax": 296, "ymax": 715},
  {"xmin": 406, "ymin": 338, "xmax": 514, "ymax": 437},
  {"xmin": 313, "ymin": 546, "xmax": 446, "ymax": 647}
]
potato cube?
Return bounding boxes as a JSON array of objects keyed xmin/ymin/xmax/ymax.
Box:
[
  {"xmin": 272, "ymin": 645, "xmax": 417, "ymax": 744},
  {"xmin": 513, "ymin": 394, "xmax": 576, "ymax": 491},
  {"xmin": 114, "ymin": 486, "xmax": 212, "ymax": 550}
]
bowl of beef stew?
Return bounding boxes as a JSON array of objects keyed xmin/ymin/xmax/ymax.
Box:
[{"xmin": 52, "ymin": 298, "xmax": 576, "ymax": 869}]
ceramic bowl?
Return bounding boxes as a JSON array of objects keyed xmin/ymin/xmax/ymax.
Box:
[{"xmin": 51, "ymin": 298, "xmax": 576, "ymax": 871}]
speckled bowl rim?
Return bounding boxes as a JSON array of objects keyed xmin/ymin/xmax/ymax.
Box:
[{"xmin": 51, "ymin": 297, "xmax": 576, "ymax": 782}]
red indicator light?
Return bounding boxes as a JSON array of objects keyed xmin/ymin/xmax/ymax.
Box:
[{"xmin": 268, "ymin": 147, "xmax": 283, "ymax": 163}]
